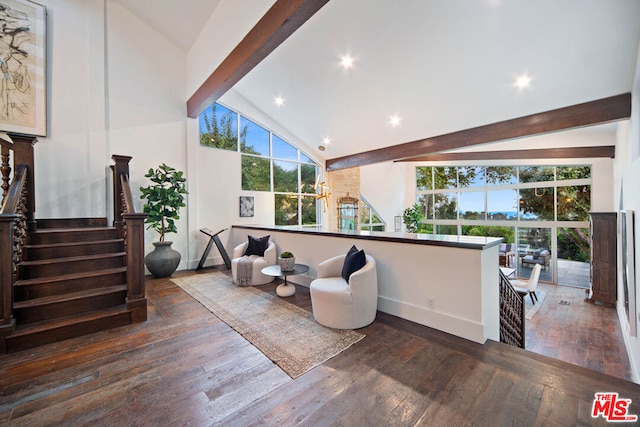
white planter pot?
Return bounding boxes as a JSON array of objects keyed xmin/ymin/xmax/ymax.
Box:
[{"xmin": 279, "ymin": 257, "xmax": 295, "ymax": 271}]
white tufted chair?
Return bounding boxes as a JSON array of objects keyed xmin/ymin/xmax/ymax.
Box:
[
  {"xmin": 310, "ymin": 254, "xmax": 377, "ymax": 329},
  {"xmin": 231, "ymin": 240, "xmax": 276, "ymax": 286}
]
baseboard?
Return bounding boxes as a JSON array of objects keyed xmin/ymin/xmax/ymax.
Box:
[{"xmin": 377, "ymin": 295, "xmax": 487, "ymax": 344}]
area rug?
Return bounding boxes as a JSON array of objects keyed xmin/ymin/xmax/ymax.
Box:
[
  {"xmin": 171, "ymin": 272, "xmax": 365, "ymax": 379},
  {"xmin": 525, "ymin": 290, "xmax": 547, "ymax": 320}
]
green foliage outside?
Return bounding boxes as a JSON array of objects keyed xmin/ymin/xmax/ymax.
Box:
[
  {"xmin": 462, "ymin": 225, "xmax": 514, "ymax": 243},
  {"xmin": 200, "ymin": 104, "xmax": 241, "ymax": 150},
  {"xmin": 275, "ymin": 194, "xmax": 298, "ymax": 225},
  {"xmin": 417, "ymin": 166, "xmax": 518, "ymax": 191},
  {"xmin": 558, "ymin": 227, "xmax": 590, "ymax": 262},
  {"xmin": 139, "ymin": 164, "xmax": 188, "ymax": 242},
  {"xmin": 242, "ymin": 156, "xmax": 270, "ymax": 191}
]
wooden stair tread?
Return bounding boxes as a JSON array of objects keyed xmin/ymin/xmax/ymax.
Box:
[
  {"xmin": 19, "ymin": 252, "xmax": 126, "ymax": 266},
  {"xmin": 13, "ymin": 285, "xmax": 127, "ymax": 309},
  {"xmin": 14, "ymin": 267, "xmax": 128, "ymax": 287},
  {"xmin": 35, "ymin": 218, "xmax": 109, "ymax": 229},
  {"xmin": 31, "ymin": 226, "xmax": 117, "ymax": 232},
  {"xmin": 10, "ymin": 305, "xmax": 130, "ymax": 337},
  {"xmin": 24, "ymin": 238, "xmax": 124, "ymax": 249}
]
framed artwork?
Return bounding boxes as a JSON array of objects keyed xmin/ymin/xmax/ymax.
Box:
[
  {"xmin": 0, "ymin": 0, "xmax": 46, "ymax": 136},
  {"xmin": 621, "ymin": 210, "xmax": 637, "ymax": 337},
  {"xmin": 239, "ymin": 196, "xmax": 254, "ymax": 217}
]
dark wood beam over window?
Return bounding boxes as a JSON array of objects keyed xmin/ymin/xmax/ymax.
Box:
[
  {"xmin": 394, "ymin": 146, "xmax": 615, "ymax": 162},
  {"xmin": 187, "ymin": 0, "xmax": 329, "ymax": 118},
  {"xmin": 326, "ymin": 93, "xmax": 630, "ymax": 171}
]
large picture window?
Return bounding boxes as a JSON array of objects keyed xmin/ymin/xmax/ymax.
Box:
[
  {"xmin": 416, "ymin": 164, "xmax": 592, "ymax": 286},
  {"xmin": 200, "ymin": 102, "xmax": 322, "ymax": 227}
]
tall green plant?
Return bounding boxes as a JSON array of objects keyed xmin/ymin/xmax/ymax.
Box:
[
  {"xmin": 139, "ymin": 164, "xmax": 188, "ymax": 242},
  {"xmin": 403, "ymin": 203, "xmax": 423, "ymax": 233}
]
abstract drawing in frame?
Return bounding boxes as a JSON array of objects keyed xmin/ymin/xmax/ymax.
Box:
[
  {"xmin": 239, "ymin": 196, "xmax": 254, "ymax": 217},
  {"xmin": 621, "ymin": 210, "xmax": 637, "ymax": 337},
  {"xmin": 0, "ymin": 0, "xmax": 46, "ymax": 136}
]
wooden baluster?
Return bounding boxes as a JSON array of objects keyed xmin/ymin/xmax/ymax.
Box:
[
  {"xmin": 0, "ymin": 215, "xmax": 17, "ymax": 352},
  {"xmin": 1, "ymin": 147, "xmax": 10, "ymax": 203},
  {"xmin": 8, "ymin": 133, "xmax": 37, "ymax": 231},
  {"xmin": 12, "ymin": 182, "xmax": 28, "ymax": 274},
  {"xmin": 111, "ymin": 155, "xmax": 132, "ymax": 236}
]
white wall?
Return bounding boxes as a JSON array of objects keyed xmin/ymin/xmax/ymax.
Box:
[
  {"xmin": 360, "ymin": 162, "xmax": 409, "ymax": 230},
  {"xmin": 613, "ymin": 39, "xmax": 640, "ymax": 383},
  {"xmin": 106, "ymin": 1, "xmax": 189, "ymax": 267},
  {"xmin": 35, "ymin": 0, "xmax": 108, "ymax": 218},
  {"xmin": 33, "ymin": 1, "xmax": 191, "ymax": 269}
]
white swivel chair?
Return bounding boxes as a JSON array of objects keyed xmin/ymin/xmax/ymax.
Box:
[
  {"xmin": 310, "ymin": 253, "xmax": 377, "ymax": 329},
  {"xmin": 231, "ymin": 239, "xmax": 276, "ymax": 286},
  {"xmin": 510, "ymin": 263, "xmax": 542, "ymax": 304}
]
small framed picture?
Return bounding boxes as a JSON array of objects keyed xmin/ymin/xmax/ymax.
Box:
[
  {"xmin": 394, "ymin": 216, "xmax": 402, "ymax": 231},
  {"xmin": 239, "ymin": 196, "xmax": 254, "ymax": 217}
]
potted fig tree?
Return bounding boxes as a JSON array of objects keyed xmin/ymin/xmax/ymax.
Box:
[
  {"xmin": 139, "ymin": 163, "xmax": 188, "ymax": 277},
  {"xmin": 403, "ymin": 203, "xmax": 423, "ymax": 233}
]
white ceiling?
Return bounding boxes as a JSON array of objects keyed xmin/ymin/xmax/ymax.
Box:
[
  {"xmin": 119, "ymin": 0, "xmax": 640, "ymax": 161},
  {"xmin": 114, "ymin": 0, "xmax": 221, "ymax": 51}
]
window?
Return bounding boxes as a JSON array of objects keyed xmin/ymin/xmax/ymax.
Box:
[
  {"xmin": 415, "ymin": 164, "xmax": 592, "ymax": 285},
  {"xmin": 359, "ymin": 197, "xmax": 386, "ymax": 231},
  {"xmin": 200, "ymin": 102, "xmax": 322, "ymax": 226},
  {"xmin": 240, "ymin": 117, "xmax": 269, "ymax": 156},
  {"xmin": 199, "ymin": 103, "xmax": 238, "ymax": 150}
]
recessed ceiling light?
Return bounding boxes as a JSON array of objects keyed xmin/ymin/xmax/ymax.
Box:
[
  {"xmin": 322, "ymin": 137, "xmax": 332, "ymax": 145},
  {"xmin": 274, "ymin": 96, "xmax": 285, "ymax": 107},
  {"xmin": 389, "ymin": 115, "xmax": 401, "ymax": 127},
  {"xmin": 514, "ymin": 74, "xmax": 532, "ymax": 90},
  {"xmin": 340, "ymin": 55, "xmax": 354, "ymax": 70}
]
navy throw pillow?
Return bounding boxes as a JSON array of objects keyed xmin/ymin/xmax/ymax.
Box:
[
  {"xmin": 244, "ymin": 235, "xmax": 270, "ymax": 256},
  {"xmin": 342, "ymin": 245, "xmax": 366, "ymax": 281}
]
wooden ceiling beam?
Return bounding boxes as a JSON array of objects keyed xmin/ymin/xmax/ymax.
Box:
[
  {"xmin": 394, "ymin": 146, "xmax": 615, "ymax": 162},
  {"xmin": 326, "ymin": 93, "xmax": 631, "ymax": 170},
  {"xmin": 186, "ymin": 0, "xmax": 329, "ymax": 118}
]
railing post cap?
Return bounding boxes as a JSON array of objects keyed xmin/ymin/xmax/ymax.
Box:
[{"xmin": 112, "ymin": 154, "xmax": 133, "ymax": 163}]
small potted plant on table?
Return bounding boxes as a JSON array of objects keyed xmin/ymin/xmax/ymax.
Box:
[{"xmin": 279, "ymin": 251, "xmax": 295, "ymax": 272}]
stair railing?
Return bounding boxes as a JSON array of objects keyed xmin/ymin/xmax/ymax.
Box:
[
  {"xmin": 0, "ymin": 133, "xmax": 37, "ymax": 352},
  {"xmin": 111, "ymin": 155, "xmax": 148, "ymax": 322},
  {"xmin": 499, "ymin": 268, "xmax": 526, "ymax": 349}
]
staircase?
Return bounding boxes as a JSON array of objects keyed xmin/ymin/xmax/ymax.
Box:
[
  {"xmin": 1, "ymin": 152, "xmax": 146, "ymax": 354},
  {"xmin": 5, "ymin": 218, "xmax": 136, "ymax": 353}
]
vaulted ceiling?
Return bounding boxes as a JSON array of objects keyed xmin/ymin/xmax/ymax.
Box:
[{"xmin": 118, "ymin": 0, "xmax": 640, "ymax": 166}]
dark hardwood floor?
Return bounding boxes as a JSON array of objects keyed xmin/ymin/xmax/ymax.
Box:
[
  {"xmin": 526, "ymin": 282, "xmax": 633, "ymax": 381},
  {"xmin": 1, "ymin": 267, "xmax": 639, "ymax": 426}
]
